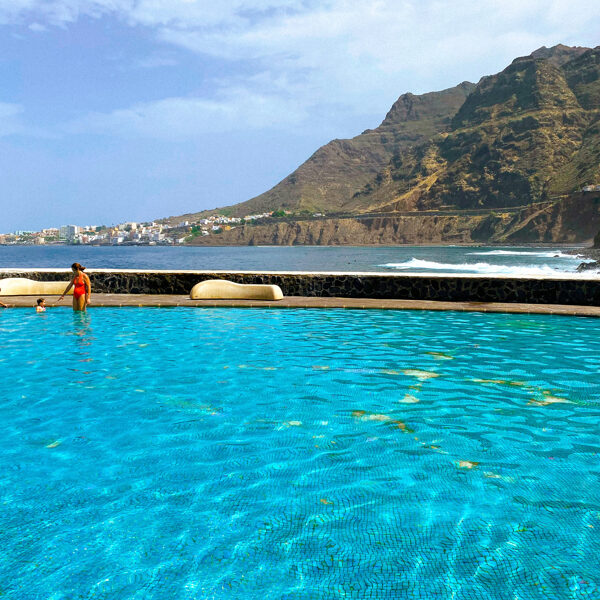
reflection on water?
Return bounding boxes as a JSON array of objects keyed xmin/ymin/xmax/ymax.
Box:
[
  {"xmin": 72, "ymin": 311, "xmax": 94, "ymax": 348},
  {"xmin": 0, "ymin": 308, "xmax": 599, "ymax": 599}
]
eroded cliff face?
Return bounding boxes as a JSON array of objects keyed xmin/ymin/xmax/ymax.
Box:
[
  {"xmin": 367, "ymin": 48, "xmax": 600, "ymax": 214},
  {"xmin": 188, "ymin": 194, "xmax": 600, "ymax": 246},
  {"xmin": 193, "ymin": 215, "xmax": 484, "ymax": 246},
  {"xmin": 499, "ymin": 194, "xmax": 600, "ymax": 242}
]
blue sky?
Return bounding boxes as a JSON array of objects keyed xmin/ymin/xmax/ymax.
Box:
[{"xmin": 0, "ymin": 0, "xmax": 599, "ymax": 231}]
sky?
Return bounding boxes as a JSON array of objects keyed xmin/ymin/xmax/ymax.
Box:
[{"xmin": 0, "ymin": 0, "xmax": 599, "ymax": 232}]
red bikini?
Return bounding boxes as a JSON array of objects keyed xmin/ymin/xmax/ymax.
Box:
[{"xmin": 73, "ymin": 274, "xmax": 87, "ymax": 299}]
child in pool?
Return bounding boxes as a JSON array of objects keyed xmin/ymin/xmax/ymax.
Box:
[
  {"xmin": 0, "ymin": 287, "xmax": 10, "ymax": 308},
  {"xmin": 36, "ymin": 298, "xmax": 46, "ymax": 312}
]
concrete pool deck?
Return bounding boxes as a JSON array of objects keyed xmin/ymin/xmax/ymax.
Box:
[
  {"xmin": 3, "ymin": 294, "xmax": 600, "ymax": 316},
  {"xmin": 2, "ymin": 268, "xmax": 600, "ymax": 305}
]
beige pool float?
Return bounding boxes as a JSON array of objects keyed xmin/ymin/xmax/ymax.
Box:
[
  {"xmin": 0, "ymin": 277, "xmax": 72, "ymax": 296},
  {"xmin": 190, "ymin": 279, "xmax": 283, "ymax": 301}
]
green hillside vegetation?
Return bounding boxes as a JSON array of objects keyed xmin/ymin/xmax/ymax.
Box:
[
  {"xmin": 166, "ymin": 44, "xmax": 600, "ymax": 242},
  {"xmin": 363, "ymin": 46, "xmax": 600, "ymax": 214},
  {"xmin": 165, "ymin": 82, "xmax": 475, "ymax": 222},
  {"xmin": 220, "ymin": 81, "xmax": 476, "ymax": 217}
]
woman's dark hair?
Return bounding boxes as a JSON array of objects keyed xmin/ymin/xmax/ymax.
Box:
[
  {"xmin": 37, "ymin": 298, "xmax": 44, "ymax": 305},
  {"xmin": 71, "ymin": 262, "xmax": 85, "ymax": 271}
]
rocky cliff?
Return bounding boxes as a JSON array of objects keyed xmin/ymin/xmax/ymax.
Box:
[
  {"xmin": 172, "ymin": 44, "xmax": 600, "ymax": 245},
  {"xmin": 365, "ymin": 46, "xmax": 600, "ymax": 214},
  {"xmin": 188, "ymin": 193, "xmax": 600, "ymax": 246}
]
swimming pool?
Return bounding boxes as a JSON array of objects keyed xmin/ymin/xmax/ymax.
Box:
[{"xmin": 1, "ymin": 308, "xmax": 599, "ymax": 599}]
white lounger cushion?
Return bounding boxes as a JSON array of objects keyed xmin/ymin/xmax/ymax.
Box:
[
  {"xmin": 0, "ymin": 277, "xmax": 72, "ymax": 296},
  {"xmin": 190, "ymin": 279, "xmax": 283, "ymax": 301}
]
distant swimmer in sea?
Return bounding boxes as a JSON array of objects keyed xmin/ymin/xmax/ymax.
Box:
[
  {"xmin": 58, "ymin": 263, "xmax": 91, "ymax": 311},
  {"xmin": 36, "ymin": 298, "xmax": 46, "ymax": 312}
]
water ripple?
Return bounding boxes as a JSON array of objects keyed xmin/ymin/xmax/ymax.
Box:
[{"xmin": 1, "ymin": 308, "xmax": 599, "ymax": 599}]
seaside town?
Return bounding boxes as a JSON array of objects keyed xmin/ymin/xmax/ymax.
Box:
[
  {"xmin": 0, "ymin": 211, "xmax": 274, "ymax": 246},
  {"xmin": 2, "ymin": 184, "xmax": 599, "ymax": 246}
]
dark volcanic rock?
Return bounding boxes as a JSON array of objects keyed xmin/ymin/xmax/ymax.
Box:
[
  {"xmin": 577, "ymin": 260, "xmax": 600, "ymax": 272},
  {"xmin": 189, "ymin": 194, "xmax": 600, "ymax": 245},
  {"xmin": 2, "ymin": 269, "xmax": 600, "ymax": 305}
]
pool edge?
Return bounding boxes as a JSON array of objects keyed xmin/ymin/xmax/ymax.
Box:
[{"xmin": 3, "ymin": 294, "xmax": 600, "ymax": 317}]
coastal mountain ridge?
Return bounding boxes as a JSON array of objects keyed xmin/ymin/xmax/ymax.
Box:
[
  {"xmin": 206, "ymin": 81, "xmax": 477, "ymax": 218},
  {"xmin": 162, "ymin": 44, "xmax": 600, "ymax": 245}
]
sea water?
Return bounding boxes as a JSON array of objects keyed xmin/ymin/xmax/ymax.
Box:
[
  {"xmin": 0, "ymin": 307, "xmax": 599, "ymax": 599},
  {"xmin": 0, "ymin": 245, "xmax": 594, "ymax": 275}
]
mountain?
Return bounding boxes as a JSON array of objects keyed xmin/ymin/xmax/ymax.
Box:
[
  {"xmin": 197, "ymin": 81, "xmax": 476, "ymax": 217},
  {"xmin": 530, "ymin": 44, "xmax": 589, "ymax": 67},
  {"xmin": 363, "ymin": 47, "xmax": 596, "ymax": 214},
  {"xmin": 165, "ymin": 44, "xmax": 600, "ymax": 245}
]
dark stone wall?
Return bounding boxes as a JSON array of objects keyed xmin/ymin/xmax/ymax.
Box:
[{"xmin": 1, "ymin": 270, "xmax": 599, "ymax": 305}]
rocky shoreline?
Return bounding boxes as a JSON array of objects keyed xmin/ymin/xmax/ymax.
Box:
[
  {"xmin": 187, "ymin": 195, "xmax": 600, "ymax": 248},
  {"xmin": 568, "ymin": 238, "xmax": 600, "ymax": 272}
]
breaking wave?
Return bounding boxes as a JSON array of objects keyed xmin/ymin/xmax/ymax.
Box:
[
  {"xmin": 377, "ymin": 258, "xmax": 598, "ymax": 276},
  {"xmin": 467, "ymin": 250, "xmax": 581, "ymax": 259}
]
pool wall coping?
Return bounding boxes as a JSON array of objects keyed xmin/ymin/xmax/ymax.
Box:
[
  {"xmin": 1, "ymin": 268, "xmax": 599, "ymax": 306},
  {"xmin": 3, "ymin": 294, "xmax": 600, "ymax": 317},
  {"xmin": 1, "ymin": 267, "xmax": 600, "ymax": 280}
]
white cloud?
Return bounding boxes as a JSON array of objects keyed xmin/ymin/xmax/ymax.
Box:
[
  {"xmin": 139, "ymin": 0, "xmax": 599, "ymax": 129},
  {"xmin": 2, "ymin": 0, "xmax": 599, "ymax": 137},
  {"xmin": 67, "ymin": 86, "xmax": 311, "ymax": 139},
  {"xmin": 0, "ymin": 1, "xmax": 307, "ymax": 28},
  {"xmin": 130, "ymin": 54, "xmax": 178, "ymax": 69},
  {"xmin": 153, "ymin": 0, "xmax": 599, "ymax": 83},
  {"xmin": 0, "ymin": 102, "xmax": 26, "ymax": 136}
]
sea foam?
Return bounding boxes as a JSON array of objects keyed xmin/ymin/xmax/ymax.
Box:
[
  {"xmin": 377, "ymin": 258, "xmax": 598, "ymax": 276},
  {"xmin": 467, "ymin": 250, "xmax": 581, "ymax": 259}
]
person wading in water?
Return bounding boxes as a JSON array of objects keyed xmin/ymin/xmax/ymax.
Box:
[{"xmin": 58, "ymin": 263, "xmax": 91, "ymax": 311}]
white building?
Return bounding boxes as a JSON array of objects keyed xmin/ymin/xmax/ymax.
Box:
[
  {"xmin": 59, "ymin": 225, "xmax": 80, "ymax": 240},
  {"xmin": 581, "ymin": 185, "xmax": 600, "ymax": 192}
]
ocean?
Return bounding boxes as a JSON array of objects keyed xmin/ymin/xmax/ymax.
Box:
[{"xmin": 0, "ymin": 244, "xmax": 595, "ymax": 276}]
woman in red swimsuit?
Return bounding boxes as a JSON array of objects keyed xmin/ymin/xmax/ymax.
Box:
[{"xmin": 59, "ymin": 263, "xmax": 91, "ymax": 311}]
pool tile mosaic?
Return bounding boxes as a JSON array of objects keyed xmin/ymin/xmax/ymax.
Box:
[{"xmin": 0, "ymin": 308, "xmax": 599, "ymax": 599}]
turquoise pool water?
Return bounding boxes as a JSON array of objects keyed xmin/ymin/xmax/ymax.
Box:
[{"xmin": 1, "ymin": 308, "xmax": 599, "ymax": 599}]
